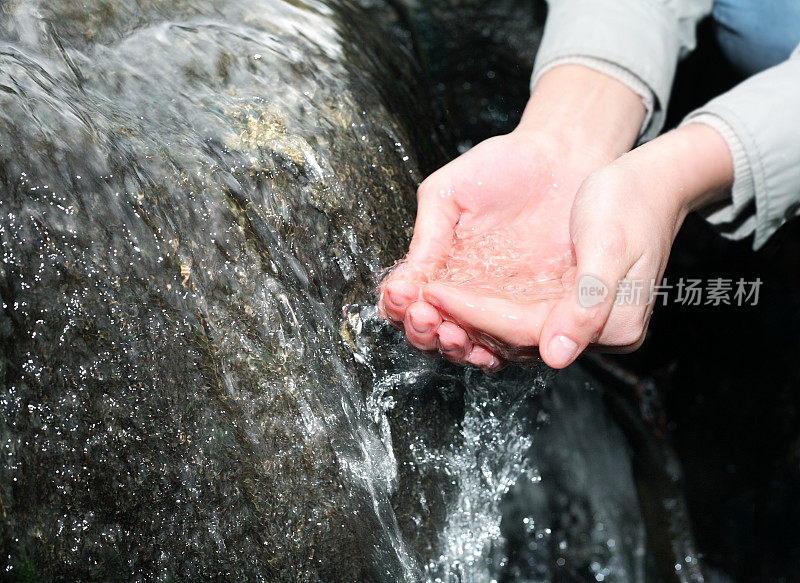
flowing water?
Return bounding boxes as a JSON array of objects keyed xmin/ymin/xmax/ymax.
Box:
[{"xmin": 0, "ymin": 0, "xmax": 695, "ymax": 580}]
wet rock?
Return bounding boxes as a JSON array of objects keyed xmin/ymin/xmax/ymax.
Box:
[
  {"xmin": 0, "ymin": 0, "xmax": 442, "ymax": 579},
  {"xmin": 356, "ymin": 0, "xmax": 547, "ymax": 146}
]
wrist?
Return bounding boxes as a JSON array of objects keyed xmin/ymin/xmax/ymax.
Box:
[
  {"xmin": 517, "ymin": 64, "xmax": 646, "ymax": 165},
  {"xmin": 625, "ymin": 123, "xmax": 734, "ymax": 216}
]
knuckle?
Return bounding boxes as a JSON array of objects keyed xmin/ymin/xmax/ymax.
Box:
[
  {"xmin": 616, "ymin": 328, "xmax": 645, "ymax": 348},
  {"xmin": 605, "ymin": 312, "xmax": 647, "ymax": 347},
  {"xmin": 572, "ymin": 304, "xmax": 605, "ymax": 332},
  {"xmin": 416, "ymin": 182, "xmax": 431, "ymax": 201},
  {"xmin": 417, "ymin": 174, "xmax": 445, "ymax": 201}
]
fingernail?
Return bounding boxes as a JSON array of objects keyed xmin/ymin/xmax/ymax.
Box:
[
  {"xmin": 438, "ymin": 341, "xmax": 457, "ymax": 355},
  {"xmin": 467, "ymin": 349, "xmax": 491, "ymax": 368},
  {"xmin": 410, "ymin": 318, "xmax": 432, "ymax": 335},
  {"xmin": 384, "ymin": 287, "xmax": 401, "ymax": 308},
  {"xmin": 548, "ymin": 335, "xmax": 579, "ymax": 368},
  {"xmin": 483, "ymin": 357, "xmax": 500, "ymax": 372}
]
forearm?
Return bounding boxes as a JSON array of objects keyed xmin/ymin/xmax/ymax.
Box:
[
  {"xmin": 518, "ymin": 64, "xmax": 646, "ymax": 165},
  {"xmin": 533, "ymin": 0, "xmax": 713, "ymax": 141}
]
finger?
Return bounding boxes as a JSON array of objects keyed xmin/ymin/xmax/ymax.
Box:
[
  {"xmin": 405, "ymin": 171, "xmax": 462, "ymax": 270},
  {"xmin": 594, "ymin": 260, "xmax": 663, "ymax": 349},
  {"xmin": 380, "ymin": 278, "xmax": 420, "ymax": 325},
  {"xmin": 466, "ymin": 345, "xmax": 503, "ymax": 372},
  {"xmin": 421, "ymin": 281, "xmax": 558, "ymax": 349},
  {"xmin": 539, "ymin": 233, "xmax": 635, "ymax": 369},
  {"xmin": 379, "ymin": 171, "xmax": 461, "ymax": 325},
  {"xmin": 594, "ymin": 300, "xmax": 649, "ymax": 348},
  {"xmin": 436, "ymin": 320, "xmax": 472, "ymax": 363},
  {"xmin": 404, "ymin": 300, "xmax": 442, "ymax": 352}
]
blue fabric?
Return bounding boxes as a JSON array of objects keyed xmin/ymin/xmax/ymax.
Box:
[{"xmin": 712, "ymin": 0, "xmax": 800, "ymax": 76}]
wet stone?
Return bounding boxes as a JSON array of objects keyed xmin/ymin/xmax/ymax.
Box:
[{"xmin": 0, "ymin": 0, "xmax": 437, "ymax": 580}]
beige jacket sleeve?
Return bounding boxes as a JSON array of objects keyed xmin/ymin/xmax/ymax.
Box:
[
  {"xmin": 532, "ymin": 2, "xmax": 800, "ymax": 249},
  {"xmin": 531, "ymin": 0, "xmax": 712, "ymax": 140},
  {"xmin": 684, "ymin": 44, "xmax": 800, "ymax": 249}
]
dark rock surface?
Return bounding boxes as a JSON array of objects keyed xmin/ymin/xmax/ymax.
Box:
[{"xmin": 0, "ymin": 1, "xmax": 441, "ymax": 579}]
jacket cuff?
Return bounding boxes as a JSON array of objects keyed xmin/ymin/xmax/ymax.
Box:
[
  {"xmin": 681, "ymin": 48, "xmax": 800, "ymax": 249},
  {"xmin": 531, "ymin": 0, "xmax": 687, "ymax": 141},
  {"xmin": 680, "ymin": 114, "xmax": 757, "ymax": 240}
]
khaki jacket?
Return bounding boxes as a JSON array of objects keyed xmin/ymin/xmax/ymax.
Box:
[{"xmin": 532, "ymin": 0, "xmax": 800, "ymax": 248}]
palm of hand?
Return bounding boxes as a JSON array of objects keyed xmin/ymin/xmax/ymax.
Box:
[{"xmin": 379, "ymin": 132, "xmax": 585, "ymax": 369}]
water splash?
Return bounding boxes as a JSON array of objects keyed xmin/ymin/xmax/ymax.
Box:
[
  {"xmin": 0, "ymin": 0, "xmax": 436, "ymax": 578},
  {"xmin": 420, "ymin": 370, "xmax": 544, "ymax": 583},
  {"xmin": 349, "ymin": 304, "xmax": 549, "ymax": 582}
]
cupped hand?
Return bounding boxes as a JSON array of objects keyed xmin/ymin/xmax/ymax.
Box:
[{"xmin": 379, "ymin": 127, "xmax": 605, "ymax": 370}]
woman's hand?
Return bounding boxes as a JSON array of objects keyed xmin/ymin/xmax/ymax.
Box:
[
  {"xmin": 380, "ymin": 127, "xmax": 598, "ymax": 369},
  {"xmin": 538, "ymin": 122, "xmax": 734, "ymax": 367}
]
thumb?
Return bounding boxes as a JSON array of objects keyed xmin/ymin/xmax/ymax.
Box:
[
  {"xmin": 407, "ymin": 170, "xmax": 461, "ymax": 269},
  {"xmin": 380, "ymin": 169, "xmax": 460, "ymax": 321},
  {"xmin": 539, "ymin": 231, "xmax": 634, "ymax": 369}
]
